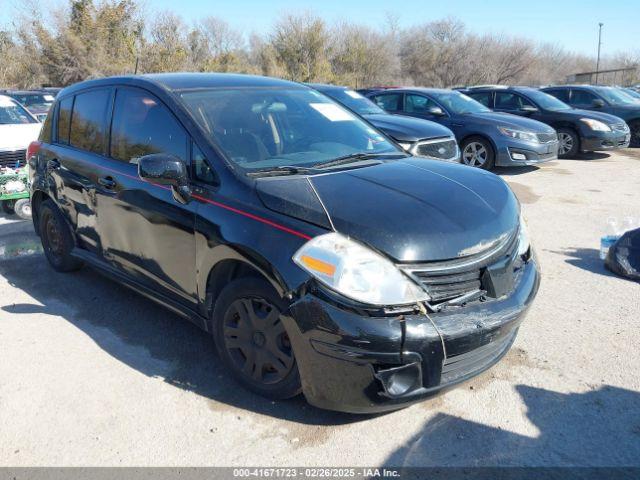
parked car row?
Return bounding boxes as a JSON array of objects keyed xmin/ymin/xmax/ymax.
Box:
[{"xmin": 0, "ymin": 87, "xmax": 61, "ymax": 122}]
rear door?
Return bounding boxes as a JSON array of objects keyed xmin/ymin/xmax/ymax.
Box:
[
  {"xmin": 96, "ymin": 86, "xmax": 198, "ymax": 308},
  {"xmin": 41, "ymin": 88, "xmax": 113, "ymax": 255}
]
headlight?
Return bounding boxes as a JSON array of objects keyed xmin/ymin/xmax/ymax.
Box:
[
  {"xmin": 580, "ymin": 118, "xmax": 611, "ymax": 131},
  {"xmin": 293, "ymin": 232, "xmax": 430, "ymax": 306},
  {"xmin": 498, "ymin": 126, "xmax": 539, "ymax": 143},
  {"xmin": 518, "ymin": 213, "xmax": 531, "ymax": 256},
  {"xmin": 397, "ymin": 142, "xmax": 413, "ymax": 152}
]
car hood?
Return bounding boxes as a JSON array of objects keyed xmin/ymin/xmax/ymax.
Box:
[
  {"xmin": 257, "ymin": 158, "xmax": 519, "ymax": 262},
  {"xmin": 363, "ymin": 113, "xmax": 454, "ymax": 142},
  {"xmin": 0, "ymin": 123, "xmax": 42, "ymax": 151},
  {"xmin": 472, "ymin": 112, "xmax": 555, "ymax": 133},
  {"xmin": 565, "ymin": 108, "xmax": 627, "ymax": 125}
]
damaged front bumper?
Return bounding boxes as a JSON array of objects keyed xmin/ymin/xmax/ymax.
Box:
[{"xmin": 282, "ymin": 256, "xmax": 540, "ymax": 413}]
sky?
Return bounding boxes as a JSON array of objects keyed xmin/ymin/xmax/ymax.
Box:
[{"xmin": 1, "ymin": 0, "xmax": 638, "ymax": 57}]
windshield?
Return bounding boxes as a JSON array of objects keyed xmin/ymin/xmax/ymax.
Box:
[
  {"xmin": 0, "ymin": 97, "xmax": 38, "ymax": 124},
  {"xmin": 429, "ymin": 91, "xmax": 490, "ymax": 114},
  {"xmin": 10, "ymin": 93, "xmax": 54, "ymax": 109},
  {"xmin": 596, "ymin": 87, "xmax": 639, "ymax": 106},
  {"xmin": 180, "ymin": 87, "xmax": 400, "ymax": 172},
  {"xmin": 624, "ymin": 88, "xmax": 640, "ymax": 100},
  {"xmin": 523, "ymin": 89, "xmax": 571, "ymax": 111},
  {"xmin": 322, "ymin": 89, "xmax": 386, "ymax": 115}
]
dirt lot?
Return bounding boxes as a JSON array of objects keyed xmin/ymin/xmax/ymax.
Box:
[{"xmin": 1, "ymin": 150, "xmax": 639, "ymax": 467}]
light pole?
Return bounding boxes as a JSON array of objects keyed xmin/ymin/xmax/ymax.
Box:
[{"xmin": 595, "ymin": 22, "xmax": 604, "ymax": 84}]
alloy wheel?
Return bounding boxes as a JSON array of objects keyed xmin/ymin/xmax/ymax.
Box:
[
  {"xmin": 223, "ymin": 297, "xmax": 294, "ymax": 385},
  {"xmin": 462, "ymin": 142, "xmax": 488, "ymax": 167},
  {"xmin": 558, "ymin": 132, "xmax": 574, "ymax": 156}
]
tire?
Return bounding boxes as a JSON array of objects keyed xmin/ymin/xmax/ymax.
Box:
[
  {"xmin": 13, "ymin": 198, "xmax": 32, "ymax": 220},
  {"xmin": 629, "ymin": 120, "xmax": 640, "ymax": 148},
  {"xmin": 2, "ymin": 201, "xmax": 15, "ymax": 215},
  {"xmin": 38, "ymin": 200, "xmax": 83, "ymax": 272},
  {"xmin": 557, "ymin": 128, "xmax": 579, "ymax": 158},
  {"xmin": 461, "ymin": 136, "xmax": 495, "ymax": 170},
  {"xmin": 212, "ymin": 277, "xmax": 302, "ymax": 399}
]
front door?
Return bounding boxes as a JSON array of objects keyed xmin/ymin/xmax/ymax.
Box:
[{"xmin": 96, "ymin": 86, "xmax": 198, "ymax": 308}]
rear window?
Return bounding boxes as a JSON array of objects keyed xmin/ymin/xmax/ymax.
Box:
[
  {"xmin": 69, "ymin": 89, "xmax": 111, "ymax": 154},
  {"xmin": 57, "ymin": 96, "xmax": 73, "ymax": 144}
]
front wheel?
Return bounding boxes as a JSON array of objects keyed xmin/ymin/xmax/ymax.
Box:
[
  {"xmin": 212, "ymin": 277, "xmax": 301, "ymax": 400},
  {"xmin": 629, "ymin": 120, "xmax": 640, "ymax": 148},
  {"xmin": 557, "ymin": 128, "xmax": 579, "ymax": 158},
  {"xmin": 461, "ymin": 137, "xmax": 495, "ymax": 170},
  {"xmin": 13, "ymin": 198, "xmax": 32, "ymax": 220}
]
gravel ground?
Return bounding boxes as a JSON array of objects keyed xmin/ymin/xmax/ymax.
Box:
[{"xmin": 1, "ymin": 150, "xmax": 639, "ymax": 467}]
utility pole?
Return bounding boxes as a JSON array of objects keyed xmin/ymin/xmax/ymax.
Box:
[{"xmin": 595, "ymin": 23, "xmax": 604, "ymax": 84}]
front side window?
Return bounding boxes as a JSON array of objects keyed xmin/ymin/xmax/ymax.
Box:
[
  {"xmin": 570, "ymin": 90, "xmax": 599, "ymax": 106},
  {"xmin": 110, "ymin": 88, "xmax": 188, "ymax": 164},
  {"xmin": 428, "ymin": 91, "xmax": 490, "ymax": 115},
  {"xmin": 57, "ymin": 96, "xmax": 74, "ymax": 144},
  {"xmin": 495, "ymin": 92, "xmax": 535, "ymax": 110},
  {"xmin": 192, "ymin": 142, "xmax": 216, "ymax": 184},
  {"xmin": 180, "ymin": 87, "xmax": 399, "ymax": 172},
  {"xmin": 69, "ymin": 89, "xmax": 111, "ymax": 154},
  {"xmin": 0, "ymin": 97, "xmax": 37, "ymax": 124},
  {"xmin": 405, "ymin": 94, "xmax": 439, "ymax": 113},
  {"xmin": 370, "ymin": 93, "xmax": 402, "ymax": 112}
]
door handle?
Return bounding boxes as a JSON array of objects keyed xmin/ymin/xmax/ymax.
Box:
[
  {"xmin": 98, "ymin": 176, "xmax": 117, "ymax": 189},
  {"xmin": 47, "ymin": 159, "xmax": 60, "ymax": 170}
]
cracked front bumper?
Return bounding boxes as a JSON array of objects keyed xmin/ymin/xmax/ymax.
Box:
[{"xmin": 283, "ymin": 257, "xmax": 540, "ymax": 413}]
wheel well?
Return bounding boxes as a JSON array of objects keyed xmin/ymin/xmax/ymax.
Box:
[
  {"xmin": 30, "ymin": 190, "xmax": 50, "ymax": 234},
  {"xmin": 204, "ymin": 259, "xmax": 267, "ymax": 327}
]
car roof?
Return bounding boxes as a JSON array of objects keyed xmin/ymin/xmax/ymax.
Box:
[
  {"xmin": 57, "ymin": 73, "xmax": 306, "ymax": 98},
  {"xmin": 306, "ymin": 83, "xmax": 349, "ymax": 92},
  {"xmin": 374, "ymin": 87, "xmax": 454, "ymax": 95}
]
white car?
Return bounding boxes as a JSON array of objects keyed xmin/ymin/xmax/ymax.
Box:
[{"xmin": 0, "ymin": 94, "xmax": 42, "ymax": 218}]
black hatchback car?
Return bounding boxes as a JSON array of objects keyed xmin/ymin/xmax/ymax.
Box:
[
  {"xmin": 29, "ymin": 74, "xmax": 539, "ymax": 413},
  {"xmin": 541, "ymin": 85, "xmax": 640, "ymax": 147},
  {"xmin": 462, "ymin": 86, "xmax": 631, "ymax": 157}
]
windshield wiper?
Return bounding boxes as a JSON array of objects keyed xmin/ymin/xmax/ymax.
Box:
[
  {"xmin": 246, "ymin": 165, "xmax": 321, "ymax": 178},
  {"xmin": 312, "ymin": 152, "xmax": 405, "ymax": 170}
]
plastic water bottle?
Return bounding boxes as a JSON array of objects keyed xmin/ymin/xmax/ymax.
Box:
[{"xmin": 600, "ymin": 217, "xmax": 622, "ymax": 260}]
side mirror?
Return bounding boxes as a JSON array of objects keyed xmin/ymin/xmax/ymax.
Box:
[
  {"xmin": 428, "ymin": 106, "xmax": 445, "ymax": 116},
  {"xmin": 520, "ymin": 105, "xmax": 538, "ymax": 113},
  {"xmin": 138, "ymin": 154, "xmax": 191, "ymax": 204},
  {"xmin": 592, "ymin": 98, "xmax": 605, "ymax": 108}
]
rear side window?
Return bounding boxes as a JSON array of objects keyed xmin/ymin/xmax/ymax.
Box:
[
  {"xmin": 495, "ymin": 92, "xmax": 535, "ymax": 110},
  {"xmin": 467, "ymin": 92, "xmax": 492, "ymax": 107},
  {"xmin": 371, "ymin": 93, "xmax": 402, "ymax": 112},
  {"xmin": 110, "ymin": 88, "xmax": 187, "ymax": 164},
  {"xmin": 39, "ymin": 109, "xmax": 53, "ymax": 143},
  {"xmin": 69, "ymin": 89, "xmax": 111, "ymax": 154},
  {"xmin": 545, "ymin": 89, "xmax": 569, "ymax": 103},
  {"xmin": 405, "ymin": 94, "xmax": 439, "ymax": 113},
  {"xmin": 57, "ymin": 96, "xmax": 73, "ymax": 144}
]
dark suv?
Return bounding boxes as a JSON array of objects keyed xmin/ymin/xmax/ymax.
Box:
[
  {"xmin": 462, "ymin": 86, "xmax": 630, "ymax": 157},
  {"xmin": 308, "ymin": 84, "xmax": 459, "ymax": 162},
  {"xmin": 29, "ymin": 74, "xmax": 539, "ymax": 413},
  {"xmin": 541, "ymin": 85, "xmax": 640, "ymax": 147}
]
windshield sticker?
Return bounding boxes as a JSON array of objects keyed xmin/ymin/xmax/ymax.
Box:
[
  {"xmin": 43, "ymin": 95, "xmax": 55, "ymax": 101},
  {"xmin": 310, "ymin": 103, "xmax": 355, "ymax": 121},
  {"xmin": 345, "ymin": 90, "xmax": 364, "ymax": 99}
]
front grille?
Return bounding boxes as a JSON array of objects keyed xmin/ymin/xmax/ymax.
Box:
[
  {"xmin": 536, "ymin": 132, "xmax": 558, "ymax": 143},
  {"xmin": 399, "ymin": 230, "xmax": 519, "ymax": 304},
  {"xmin": 613, "ymin": 122, "xmax": 629, "ymax": 133},
  {"xmin": 415, "ymin": 138, "xmax": 459, "ymax": 160},
  {"xmin": 0, "ymin": 149, "xmax": 27, "ymax": 169}
]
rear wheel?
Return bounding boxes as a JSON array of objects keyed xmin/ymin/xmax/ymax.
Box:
[
  {"xmin": 212, "ymin": 277, "xmax": 301, "ymax": 399},
  {"xmin": 629, "ymin": 120, "xmax": 640, "ymax": 148},
  {"xmin": 13, "ymin": 198, "xmax": 32, "ymax": 220},
  {"xmin": 557, "ymin": 128, "xmax": 579, "ymax": 157},
  {"xmin": 39, "ymin": 200, "xmax": 83, "ymax": 272},
  {"xmin": 461, "ymin": 137, "xmax": 495, "ymax": 170}
]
